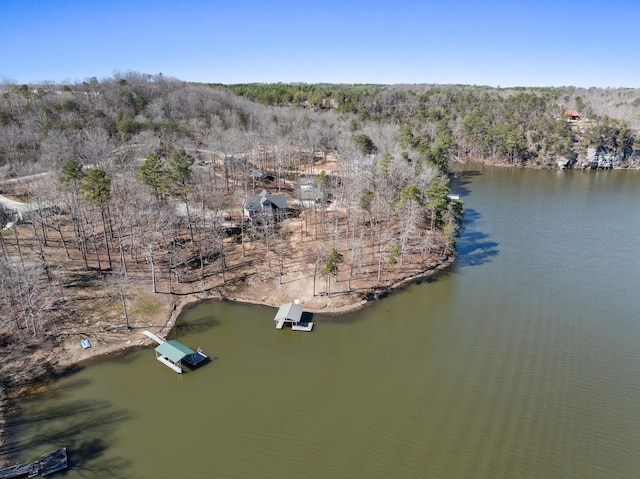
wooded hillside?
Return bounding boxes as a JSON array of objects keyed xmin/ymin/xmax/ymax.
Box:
[
  {"xmin": 1, "ymin": 74, "xmax": 465, "ymax": 384},
  {"xmin": 227, "ymin": 83, "xmax": 640, "ymax": 168},
  {"xmin": 3, "ymin": 74, "xmax": 639, "ymax": 385}
]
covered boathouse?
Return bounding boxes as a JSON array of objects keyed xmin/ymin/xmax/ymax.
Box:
[
  {"xmin": 274, "ymin": 302, "xmax": 313, "ymax": 331},
  {"xmin": 154, "ymin": 340, "xmax": 206, "ymax": 374}
]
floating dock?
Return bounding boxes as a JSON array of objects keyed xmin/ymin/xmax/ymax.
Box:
[
  {"xmin": 291, "ymin": 322, "xmax": 314, "ymax": 331},
  {"xmin": 274, "ymin": 302, "xmax": 313, "ymax": 331},
  {"xmin": 0, "ymin": 448, "xmax": 68, "ymax": 478},
  {"xmin": 143, "ymin": 331, "xmax": 208, "ymax": 374}
]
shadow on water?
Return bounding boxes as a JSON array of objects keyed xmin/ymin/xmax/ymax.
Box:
[
  {"xmin": 2, "ymin": 380, "xmax": 134, "ymax": 478},
  {"xmin": 69, "ymin": 438, "xmax": 132, "ymax": 479},
  {"xmin": 456, "ymin": 208, "xmax": 499, "ymax": 267},
  {"xmin": 450, "ymin": 168, "xmax": 482, "ymax": 198},
  {"xmin": 173, "ymin": 314, "xmax": 221, "ymax": 336},
  {"xmin": 27, "ymin": 378, "xmax": 93, "ymax": 401}
]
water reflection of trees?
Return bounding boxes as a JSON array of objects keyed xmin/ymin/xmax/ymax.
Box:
[
  {"xmin": 2, "ymin": 378, "xmax": 133, "ymax": 478},
  {"xmin": 449, "ymin": 169, "xmax": 479, "ymax": 199},
  {"xmin": 456, "ymin": 208, "xmax": 499, "ymax": 267}
]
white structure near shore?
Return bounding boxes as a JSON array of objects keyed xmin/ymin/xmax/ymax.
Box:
[{"xmin": 274, "ymin": 301, "xmax": 313, "ymax": 331}]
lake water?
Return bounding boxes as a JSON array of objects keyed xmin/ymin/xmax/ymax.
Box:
[{"xmin": 8, "ymin": 165, "xmax": 640, "ymax": 478}]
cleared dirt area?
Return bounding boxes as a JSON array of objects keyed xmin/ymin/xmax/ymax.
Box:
[
  {"xmin": 0, "ymin": 211, "xmax": 453, "ymax": 464},
  {"xmin": 1, "ymin": 153, "xmax": 454, "ymax": 384},
  {"xmin": 0, "ymin": 154, "xmax": 455, "ymax": 466},
  {"xmin": 1, "ymin": 203, "xmax": 453, "ymax": 376}
]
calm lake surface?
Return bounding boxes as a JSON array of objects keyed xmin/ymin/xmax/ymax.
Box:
[{"xmin": 10, "ymin": 165, "xmax": 640, "ymax": 478}]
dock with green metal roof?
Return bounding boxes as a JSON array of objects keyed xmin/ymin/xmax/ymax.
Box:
[{"xmin": 143, "ymin": 331, "xmax": 207, "ymax": 374}]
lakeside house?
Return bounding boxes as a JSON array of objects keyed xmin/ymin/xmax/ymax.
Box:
[{"xmin": 243, "ymin": 190, "xmax": 288, "ymax": 219}]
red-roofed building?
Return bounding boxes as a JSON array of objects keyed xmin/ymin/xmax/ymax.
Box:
[{"xmin": 564, "ymin": 109, "xmax": 581, "ymax": 121}]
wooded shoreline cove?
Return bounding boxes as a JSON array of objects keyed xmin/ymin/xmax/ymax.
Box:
[{"xmin": 2, "ymin": 75, "xmax": 640, "ymax": 468}]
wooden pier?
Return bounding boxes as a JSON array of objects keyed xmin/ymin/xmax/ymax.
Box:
[{"xmin": 0, "ymin": 448, "xmax": 68, "ymax": 478}]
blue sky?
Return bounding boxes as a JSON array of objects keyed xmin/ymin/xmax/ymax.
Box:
[{"xmin": 2, "ymin": 0, "xmax": 639, "ymax": 87}]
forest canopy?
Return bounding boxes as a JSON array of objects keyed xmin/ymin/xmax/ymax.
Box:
[
  {"xmin": 225, "ymin": 82, "xmax": 640, "ymax": 169},
  {"xmin": 1, "ymin": 72, "xmax": 639, "ymax": 385},
  {"xmin": 0, "ymin": 73, "xmax": 464, "ymax": 357}
]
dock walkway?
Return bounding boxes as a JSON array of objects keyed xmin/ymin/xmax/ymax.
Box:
[{"xmin": 143, "ymin": 330, "xmax": 166, "ymax": 344}]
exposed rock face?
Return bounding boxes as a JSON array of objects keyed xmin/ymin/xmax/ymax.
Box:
[
  {"xmin": 576, "ymin": 147, "xmax": 619, "ymax": 169},
  {"xmin": 557, "ymin": 157, "xmax": 576, "ymax": 169},
  {"xmin": 563, "ymin": 147, "xmax": 640, "ymax": 170}
]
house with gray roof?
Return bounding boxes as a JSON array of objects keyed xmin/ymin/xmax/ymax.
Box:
[
  {"xmin": 243, "ymin": 190, "xmax": 288, "ymax": 219},
  {"xmin": 298, "ymin": 177, "xmax": 327, "ymax": 206}
]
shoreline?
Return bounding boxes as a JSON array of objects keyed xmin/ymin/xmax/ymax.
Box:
[
  {"xmin": 61, "ymin": 254, "xmax": 455, "ymax": 372},
  {"xmin": 0, "ymin": 254, "xmax": 454, "ymax": 468}
]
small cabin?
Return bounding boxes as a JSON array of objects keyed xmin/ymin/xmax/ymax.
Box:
[
  {"xmin": 564, "ymin": 109, "xmax": 581, "ymax": 121},
  {"xmin": 298, "ymin": 177, "xmax": 327, "ymax": 206}
]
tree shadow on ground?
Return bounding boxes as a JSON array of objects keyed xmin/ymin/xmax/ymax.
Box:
[{"xmin": 456, "ymin": 208, "xmax": 499, "ymax": 267}]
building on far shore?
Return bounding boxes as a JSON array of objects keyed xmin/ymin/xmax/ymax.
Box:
[{"xmin": 564, "ymin": 109, "xmax": 581, "ymax": 121}]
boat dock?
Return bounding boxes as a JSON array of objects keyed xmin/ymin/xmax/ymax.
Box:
[
  {"xmin": 0, "ymin": 448, "xmax": 68, "ymax": 478},
  {"xmin": 143, "ymin": 331, "xmax": 208, "ymax": 374},
  {"xmin": 274, "ymin": 302, "xmax": 313, "ymax": 331}
]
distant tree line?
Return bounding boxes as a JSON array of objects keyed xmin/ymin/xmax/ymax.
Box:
[
  {"xmin": 224, "ymin": 83, "xmax": 640, "ymax": 169},
  {"xmin": 223, "ymin": 83, "xmax": 385, "ymax": 113}
]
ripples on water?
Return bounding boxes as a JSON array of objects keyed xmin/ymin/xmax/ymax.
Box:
[{"xmin": 10, "ymin": 166, "xmax": 640, "ymax": 478}]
